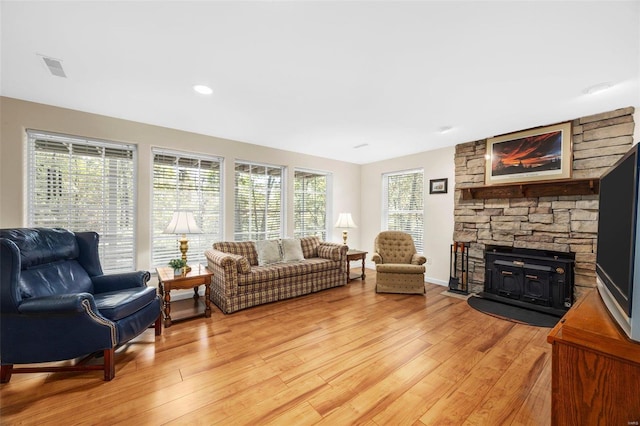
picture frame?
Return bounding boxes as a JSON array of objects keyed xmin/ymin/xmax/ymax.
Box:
[
  {"xmin": 429, "ymin": 178, "xmax": 448, "ymax": 194},
  {"xmin": 485, "ymin": 121, "xmax": 572, "ymax": 185}
]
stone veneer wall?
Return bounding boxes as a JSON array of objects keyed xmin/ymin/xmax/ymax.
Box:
[{"xmin": 454, "ymin": 107, "xmax": 635, "ymax": 297}]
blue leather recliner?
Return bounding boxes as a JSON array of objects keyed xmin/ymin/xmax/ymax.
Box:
[{"xmin": 0, "ymin": 228, "xmax": 162, "ymax": 383}]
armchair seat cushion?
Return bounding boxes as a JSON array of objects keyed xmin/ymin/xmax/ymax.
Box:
[
  {"xmin": 376, "ymin": 264, "xmax": 426, "ymax": 274},
  {"xmin": 94, "ymin": 287, "xmax": 158, "ymax": 321}
]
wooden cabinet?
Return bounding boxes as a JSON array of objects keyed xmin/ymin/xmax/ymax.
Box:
[{"xmin": 547, "ymin": 289, "xmax": 640, "ymax": 425}]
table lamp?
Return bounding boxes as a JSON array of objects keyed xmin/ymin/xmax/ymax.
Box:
[
  {"xmin": 164, "ymin": 211, "xmax": 202, "ymax": 272},
  {"xmin": 334, "ymin": 213, "xmax": 357, "ymax": 245}
]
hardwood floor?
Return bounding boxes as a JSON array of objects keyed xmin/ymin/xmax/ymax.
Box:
[{"xmin": 0, "ymin": 271, "xmax": 552, "ymax": 425}]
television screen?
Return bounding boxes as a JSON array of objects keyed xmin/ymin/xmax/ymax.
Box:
[{"xmin": 596, "ymin": 146, "xmax": 637, "ymax": 316}]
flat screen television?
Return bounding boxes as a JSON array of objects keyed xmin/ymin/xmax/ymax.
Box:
[{"xmin": 596, "ymin": 142, "xmax": 640, "ymax": 342}]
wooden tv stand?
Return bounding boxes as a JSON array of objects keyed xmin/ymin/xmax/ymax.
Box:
[{"xmin": 547, "ymin": 289, "xmax": 640, "ymax": 425}]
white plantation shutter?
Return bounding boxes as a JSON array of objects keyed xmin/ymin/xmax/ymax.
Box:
[
  {"xmin": 234, "ymin": 161, "xmax": 284, "ymax": 241},
  {"xmin": 27, "ymin": 130, "xmax": 136, "ymax": 273},
  {"xmin": 294, "ymin": 170, "xmax": 329, "ymax": 239},
  {"xmin": 152, "ymin": 149, "xmax": 222, "ymax": 268},
  {"xmin": 382, "ymin": 169, "xmax": 424, "ymax": 253}
]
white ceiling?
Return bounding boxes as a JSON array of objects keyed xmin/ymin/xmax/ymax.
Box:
[{"xmin": 2, "ymin": 1, "xmax": 639, "ymax": 164}]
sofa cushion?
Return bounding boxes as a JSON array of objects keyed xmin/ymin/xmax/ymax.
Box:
[
  {"xmin": 237, "ymin": 264, "xmax": 281, "ymax": 286},
  {"xmin": 281, "ymin": 238, "xmax": 304, "ymax": 262},
  {"xmin": 300, "ymin": 236, "xmax": 321, "ymax": 258},
  {"xmin": 277, "ymin": 258, "xmax": 338, "ymax": 278},
  {"xmin": 94, "ymin": 286, "xmax": 158, "ymax": 321},
  {"xmin": 256, "ymin": 239, "xmax": 282, "ymax": 266},
  {"xmin": 213, "ymin": 241, "xmax": 259, "ymax": 266}
]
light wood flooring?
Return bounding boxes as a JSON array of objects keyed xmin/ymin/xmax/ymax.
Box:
[{"xmin": 0, "ymin": 270, "xmax": 552, "ymax": 425}]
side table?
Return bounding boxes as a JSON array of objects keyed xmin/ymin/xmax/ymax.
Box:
[
  {"xmin": 346, "ymin": 249, "xmax": 368, "ymax": 281},
  {"xmin": 156, "ymin": 264, "xmax": 213, "ymax": 328}
]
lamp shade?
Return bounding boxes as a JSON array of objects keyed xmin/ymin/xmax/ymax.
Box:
[
  {"xmin": 334, "ymin": 213, "xmax": 357, "ymax": 229},
  {"xmin": 163, "ymin": 211, "xmax": 202, "ymax": 235}
]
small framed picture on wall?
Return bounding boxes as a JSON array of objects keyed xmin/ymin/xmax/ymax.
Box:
[{"xmin": 429, "ymin": 178, "xmax": 448, "ymax": 194}]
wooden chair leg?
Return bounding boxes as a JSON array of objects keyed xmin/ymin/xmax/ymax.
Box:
[
  {"xmin": 1, "ymin": 364, "xmax": 13, "ymax": 383},
  {"xmin": 103, "ymin": 348, "xmax": 115, "ymax": 381},
  {"xmin": 154, "ymin": 315, "xmax": 162, "ymax": 336}
]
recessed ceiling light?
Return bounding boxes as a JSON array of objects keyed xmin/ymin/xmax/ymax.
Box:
[
  {"xmin": 582, "ymin": 82, "xmax": 613, "ymax": 95},
  {"xmin": 438, "ymin": 126, "xmax": 454, "ymax": 134},
  {"xmin": 193, "ymin": 84, "xmax": 213, "ymax": 95}
]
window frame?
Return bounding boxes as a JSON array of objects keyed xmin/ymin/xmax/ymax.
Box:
[
  {"xmin": 234, "ymin": 160, "xmax": 286, "ymax": 241},
  {"xmin": 151, "ymin": 148, "xmax": 224, "ymax": 269},
  {"xmin": 26, "ymin": 129, "xmax": 137, "ymax": 273},
  {"xmin": 381, "ymin": 168, "xmax": 425, "ymax": 253},
  {"xmin": 293, "ymin": 168, "xmax": 331, "ymax": 239}
]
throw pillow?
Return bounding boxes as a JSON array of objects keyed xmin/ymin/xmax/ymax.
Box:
[
  {"xmin": 318, "ymin": 245, "xmax": 341, "ymax": 261},
  {"xmin": 281, "ymin": 238, "xmax": 305, "ymax": 262},
  {"xmin": 300, "ymin": 235, "xmax": 321, "ymax": 258},
  {"xmin": 255, "ymin": 240, "xmax": 282, "ymax": 266},
  {"xmin": 237, "ymin": 257, "xmax": 251, "ymax": 274}
]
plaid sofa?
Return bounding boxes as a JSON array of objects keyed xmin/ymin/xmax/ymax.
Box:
[{"xmin": 205, "ymin": 236, "xmax": 348, "ymax": 313}]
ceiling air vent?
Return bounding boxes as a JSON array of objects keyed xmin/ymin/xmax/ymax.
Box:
[{"xmin": 41, "ymin": 56, "xmax": 67, "ymax": 78}]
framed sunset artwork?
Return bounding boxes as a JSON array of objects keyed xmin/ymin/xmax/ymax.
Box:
[{"xmin": 485, "ymin": 121, "xmax": 572, "ymax": 185}]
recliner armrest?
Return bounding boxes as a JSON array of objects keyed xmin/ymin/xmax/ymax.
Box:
[
  {"xmin": 371, "ymin": 252, "xmax": 382, "ymax": 264},
  {"xmin": 18, "ymin": 293, "xmax": 97, "ymax": 314},
  {"xmin": 92, "ymin": 271, "xmax": 151, "ymax": 294},
  {"xmin": 411, "ymin": 254, "xmax": 427, "ymax": 265}
]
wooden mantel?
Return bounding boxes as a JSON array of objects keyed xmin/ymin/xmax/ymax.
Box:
[{"xmin": 460, "ymin": 178, "xmax": 599, "ymax": 200}]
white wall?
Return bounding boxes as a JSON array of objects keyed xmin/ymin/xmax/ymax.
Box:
[
  {"xmin": 0, "ymin": 97, "xmax": 362, "ymax": 272},
  {"xmin": 360, "ymin": 146, "xmax": 455, "ymax": 286}
]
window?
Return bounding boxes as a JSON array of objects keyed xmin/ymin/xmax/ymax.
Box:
[
  {"xmin": 294, "ymin": 169, "xmax": 329, "ymax": 239},
  {"xmin": 27, "ymin": 130, "xmax": 136, "ymax": 273},
  {"xmin": 382, "ymin": 169, "xmax": 424, "ymax": 252},
  {"xmin": 152, "ymin": 149, "xmax": 222, "ymax": 268},
  {"xmin": 234, "ymin": 161, "xmax": 284, "ymax": 241}
]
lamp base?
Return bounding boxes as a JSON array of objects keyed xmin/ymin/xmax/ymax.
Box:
[
  {"xmin": 179, "ymin": 236, "xmax": 192, "ymax": 273},
  {"xmin": 342, "ymin": 230, "xmax": 348, "ymax": 245}
]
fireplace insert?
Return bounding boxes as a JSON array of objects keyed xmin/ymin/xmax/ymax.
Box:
[{"xmin": 483, "ymin": 245, "xmax": 575, "ymax": 317}]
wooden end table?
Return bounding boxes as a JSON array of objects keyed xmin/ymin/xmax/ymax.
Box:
[
  {"xmin": 346, "ymin": 249, "xmax": 367, "ymax": 281},
  {"xmin": 156, "ymin": 264, "xmax": 213, "ymax": 328}
]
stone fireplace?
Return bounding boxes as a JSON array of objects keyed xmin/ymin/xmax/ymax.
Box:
[{"xmin": 454, "ymin": 107, "xmax": 635, "ymax": 299}]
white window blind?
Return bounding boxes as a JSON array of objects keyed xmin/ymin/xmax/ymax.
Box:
[
  {"xmin": 382, "ymin": 169, "xmax": 424, "ymax": 253},
  {"xmin": 152, "ymin": 149, "xmax": 222, "ymax": 268},
  {"xmin": 294, "ymin": 169, "xmax": 329, "ymax": 239},
  {"xmin": 27, "ymin": 130, "xmax": 136, "ymax": 273},
  {"xmin": 234, "ymin": 161, "xmax": 284, "ymax": 241}
]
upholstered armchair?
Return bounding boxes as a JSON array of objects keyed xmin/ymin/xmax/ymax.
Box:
[
  {"xmin": 0, "ymin": 228, "xmax": 162, "ymax": 383},
  {"xmin": 371, "ymin": 231, "xmax": 426, "ymax": 294}
]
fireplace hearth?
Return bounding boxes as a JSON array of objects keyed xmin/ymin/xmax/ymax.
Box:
[{"xmin": 482, "ymin": 245, "xmax": 575, "ymax": 317}]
